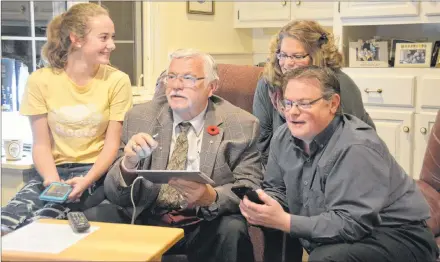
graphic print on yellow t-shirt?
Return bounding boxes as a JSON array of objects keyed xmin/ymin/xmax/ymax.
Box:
[
  {"xmin": 47, "ymin": 102, "xmax": 110, "ymax": 164},
  {"xmin": 51, "ymin": 104, "xmax": 103, "ymax": 138}
]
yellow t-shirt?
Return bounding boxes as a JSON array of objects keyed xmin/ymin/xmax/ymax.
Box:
[{"xmin": 20, "ymin": 65, "xmax": 133, "ymax": 165}]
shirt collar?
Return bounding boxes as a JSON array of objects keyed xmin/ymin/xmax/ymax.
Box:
[
  {"xmin": 291, "ymin": 115, "xmax": 342, "ymax": 154},
  {"xmin": 172, "ymin": 105, "xmax": 207, "ymax": 137}
]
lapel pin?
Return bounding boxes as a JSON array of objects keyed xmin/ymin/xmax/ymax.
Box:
[{"xmin": 207, "ymin": 125, "xmax": 220, "ymax": 136}]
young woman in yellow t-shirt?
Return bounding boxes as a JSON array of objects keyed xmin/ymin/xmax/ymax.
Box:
[{"xmin": 1, "ymin": 3, "xmax": 133, "ymax": 234}]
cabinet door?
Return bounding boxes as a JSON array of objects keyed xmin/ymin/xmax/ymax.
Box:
[
  {"xmin": 422, "ymin": 1, "xmax": 440, "ymax": 16},
  {"xmin": 368, "ymin": 110, "xmax": 414, "ymax": 176},
  {"xmin": 291, "ymin": 1, "xmax": 333, "ymax": 22},
  {"xmin": 340, "ymin": 1, "xmax": 420, "ymax": 18},
  {"xmin": 413, "ymin": 113, "xmax": 437, "ymax": 180},
  {"xmin": 234, "ymin": 2, "xmax": 290, "ymax": 28},
  {"xmin": 1, "ymin": 2, "xmax": 31, "ymax": 32}
]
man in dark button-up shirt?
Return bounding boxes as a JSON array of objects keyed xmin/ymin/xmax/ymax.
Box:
[{"xmin": 240, "ymin": 66, "xmax": 439, "ymax": 262}]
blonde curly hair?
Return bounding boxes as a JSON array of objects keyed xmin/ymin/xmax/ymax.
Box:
[{"xmin": 263, "ymin": 20, "xmax": 343, "ymax": 90}]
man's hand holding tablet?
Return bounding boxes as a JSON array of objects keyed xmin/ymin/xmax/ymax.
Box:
[{"xmin": 121, "ymin": 132, "xmax": 217, "ymax": 207}]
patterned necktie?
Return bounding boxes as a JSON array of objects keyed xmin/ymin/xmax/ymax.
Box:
[{"xmin": 156, "ymin": 122, "xmax": 192, "ymax": 209}]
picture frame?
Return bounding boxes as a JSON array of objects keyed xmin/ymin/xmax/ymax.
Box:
[
  {"xmin": 436, "ymin": 50, "xmax": 440, "ymax": 68},
  {"xmin": 431, "ymin": 40, "xmax": 440, "ymax": 67},
  {"xmin": 349, "ymin": 40, "xmax": 389, "ymax": 68},
  {"xmin": 187, "ymin": 1, "xmax": 215, "ymax": 15},
  {"xmin": 388, "ymin": 39, "xmax": 414, "ymax": 67},
  {"xmin": 394, "ymin": 42, "xmax": 432, "ymax": 68}
]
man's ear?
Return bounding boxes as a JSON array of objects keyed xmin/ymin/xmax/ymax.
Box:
[
  {"xmin": 207, "ymin": 80, "xmax": 219, "ymax": 97},
  {"xmin": 330, "ymin": 94, "xmax": 341, "ymax": 114}
]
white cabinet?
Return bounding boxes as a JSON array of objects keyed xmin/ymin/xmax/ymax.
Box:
[
  {"xmin": 234, "ymin": 1, "xmax": 333, "ymax": 28},
  {"xmin": 234, "ymin": 2, "xmax": 291, "ymax": 28},
  {"xmin": 1, "ymin": 2, "xmax": 30, "ymax": 22},
  {"xmin": 291, "ymin": 1, "xmax": 333, "ymax": 24},
  {"xmin": 422, "ymin": 1, "xmax": 440, "ymax": 16},
  {"xmin": 340, "ymin": 1, "xmax": 420, "ymax": 19},
  {"xmin": 368, "ymin": 110, "xmax": 414, "ymax": 175},
  {"xmin": 34, "ymin": 2, "xmax": 55, "ymax": 22},
  {"xmin": 343, "ymin": 68, "xmax": 440, "ymax": 179},
  {"xmin": 413, "ymin": 113, "xmax": 437, "ymax": 179}
]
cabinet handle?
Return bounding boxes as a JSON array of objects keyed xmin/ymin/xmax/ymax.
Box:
[
  {"xmin": 420, "ymin": 127, "xmax": 427, "ymax": 134},
  {"xmin": 364, "ymin": 88, "xmax": 383, "ymax": 94},
  {"xmin": 403, "ymin": 126, "xmax": 410, "ymax": 133},
  {"xmin": 281, "ymin": 1, "xmax": 287, "ymax": 6},
  {"xmin": 296, "ymin": 1, "xmax": 301, "ymax": 6}
]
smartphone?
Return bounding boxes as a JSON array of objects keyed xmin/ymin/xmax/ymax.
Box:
[
  {"xmin": 39, "ymin": 182, "xmax": 73, "ymax": 203},
  {"xmin": 231, "ymin": 185, "xmax": 264, "ymax": 204}
]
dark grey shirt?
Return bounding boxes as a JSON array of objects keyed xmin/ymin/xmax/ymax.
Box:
[
  {"xmin": 253, "ymin": 69, "xmax": 376, "ymax": 166},
  {"xmin": 263, "ymin": 114, "xmax": 430, "ymax": 252}
]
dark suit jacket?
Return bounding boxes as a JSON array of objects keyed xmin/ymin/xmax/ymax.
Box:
[{"xmin": 104, "ymin": 94, "xmax": 263, "ymax": 221}]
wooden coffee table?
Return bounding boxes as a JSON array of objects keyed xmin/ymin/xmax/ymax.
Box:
[{"xmin": 2, "ymin": 219, "xmax": 184, "ymax": 261}]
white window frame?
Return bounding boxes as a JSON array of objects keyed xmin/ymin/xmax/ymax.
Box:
[{"xmin": 1, "ymin": 1, "xmax": 66, "ymax": 71}]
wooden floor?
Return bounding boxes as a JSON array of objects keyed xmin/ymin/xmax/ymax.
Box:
[{"xmin": 302, "ymin": 249, "xmax": 309, "ymax": 261}]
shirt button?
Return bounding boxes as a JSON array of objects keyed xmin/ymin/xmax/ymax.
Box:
[{"xmin": 304, "ymin": 181, "xmax": 308, "ymax": 185}]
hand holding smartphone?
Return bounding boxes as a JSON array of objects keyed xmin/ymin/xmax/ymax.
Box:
[
  {"xmin": 231, "ymin": 185, "xmax": 264, "ymax": 204},
  {"xmin": 39, "ymin": 182, "xmax": 73, "ymax": 203}
]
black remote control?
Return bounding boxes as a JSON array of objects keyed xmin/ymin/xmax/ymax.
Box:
[{"xmin": 67, "ymin": 212, "xmax": 91, "ymax": 233}]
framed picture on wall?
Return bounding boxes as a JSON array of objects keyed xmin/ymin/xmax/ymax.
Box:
[
  {"xmin": 187, "ymin": 1, "xmax": 215, "ymax": 15},
  {"xmin": 395, "ymin": 42, "xmax": 432, "ymax": 68}
]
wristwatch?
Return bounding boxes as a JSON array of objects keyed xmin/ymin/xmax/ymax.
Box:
[{"xmin": 207, "ymin": 191, "xmax": 219, "ymax": 211}]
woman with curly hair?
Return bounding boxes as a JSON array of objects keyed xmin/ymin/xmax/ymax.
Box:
[
  {"xmin": 254, "ymin": 20, "xmax": 375, "ymax": 167},
  {"xmin": 253, "ymin": 20, "xmax": 375, "ymax": 262}
]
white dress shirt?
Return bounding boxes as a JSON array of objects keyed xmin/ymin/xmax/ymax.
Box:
[{"xmin": 171, "ymin": 107, "xmax": 206, "ymax": 171}]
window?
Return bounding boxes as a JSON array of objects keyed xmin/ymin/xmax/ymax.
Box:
[
  {"xmin": 91, "ymin": 1, "xmax": 143, "ymax": 87},
  {"xmin": 1, "ymin": 1, "xmax": 143, "ymax": 145},
  {"xmin": 1, "ymin": 1, "xmax": 66, "ymax": 145}
]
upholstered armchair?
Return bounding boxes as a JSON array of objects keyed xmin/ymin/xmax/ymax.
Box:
[
  {"xmin": 158, "ymin": 64, "xmax": 265, "ymax": 262},
  {"xmin": 417, "ymin": 110, "xmax": 440, "ymax": 254}
]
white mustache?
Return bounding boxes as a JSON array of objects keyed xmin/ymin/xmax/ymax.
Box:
[{"xmin": 169, "ymin": 93, "xmax": 187, "ymax": 99}]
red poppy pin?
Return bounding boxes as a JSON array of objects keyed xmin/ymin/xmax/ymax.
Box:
[{"xmin": 207, "ymin": 125, "xmax": 220, "ymax": 136}]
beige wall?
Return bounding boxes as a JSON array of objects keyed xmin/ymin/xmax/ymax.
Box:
[{"xmin": 146, "ymin": 2, "xmax": 253, "ymax": 89}]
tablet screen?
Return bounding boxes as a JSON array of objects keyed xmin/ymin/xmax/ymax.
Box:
[
  {"xmin": 135, "ymin": 170, "xmax": 215, "ymax": 185},
  {"xmin": 45, "ymin": 184, "xmax": 71, "ymax": 198}
]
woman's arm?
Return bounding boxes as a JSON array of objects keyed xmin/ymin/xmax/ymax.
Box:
[
  {"xmin": 84, "ymin": 120, "xmax": 122, "ymax": 183},
  {"xmin": 253, "ymin": 79, "xmax": 274, "ymax": 166},
  {"xmin": 67, "ymin": 120, "xmax": 122, "ymax": 200},
  {"xmin": 336, "ymin": 70, "xmax": 376, "ymax": 129},
  {"xmin": 29, "ymin": 114, "xmax": 60, "ymax": 186}
]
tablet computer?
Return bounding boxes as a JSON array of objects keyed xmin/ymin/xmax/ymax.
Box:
[
  {"xmin": 134, "ymin": 170, "xmax": 215, "ymax": 185},
  {"xmin": 39, "ymin": 182, "xmax": 73, "ymax": 203}
]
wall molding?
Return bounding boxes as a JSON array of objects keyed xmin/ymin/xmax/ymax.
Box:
[{"xmin": 209, "ymin": 52, "xmax": 254, "ymax": 65}]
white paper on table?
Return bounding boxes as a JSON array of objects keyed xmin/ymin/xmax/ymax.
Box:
[{"xmin": 1, "ymin": 221, "xmax": 99, "ymax": 254}]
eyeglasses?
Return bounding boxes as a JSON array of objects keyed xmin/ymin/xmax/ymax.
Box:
[
  {"xmin": 164, "ymin": 74, "xmax": 205, "ymax": 88},
  {"xmin": 281, "ymin": 96, "xmax": 324, "ymax": 111},
  {"xmin": 276, "ymin": 52, "xmax": 309, "ymax": 61}
]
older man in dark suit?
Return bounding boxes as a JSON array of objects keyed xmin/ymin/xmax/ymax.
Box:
[{"xmin": 85, "ymin": 49, "xmax": 263, "ymax": 262}]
